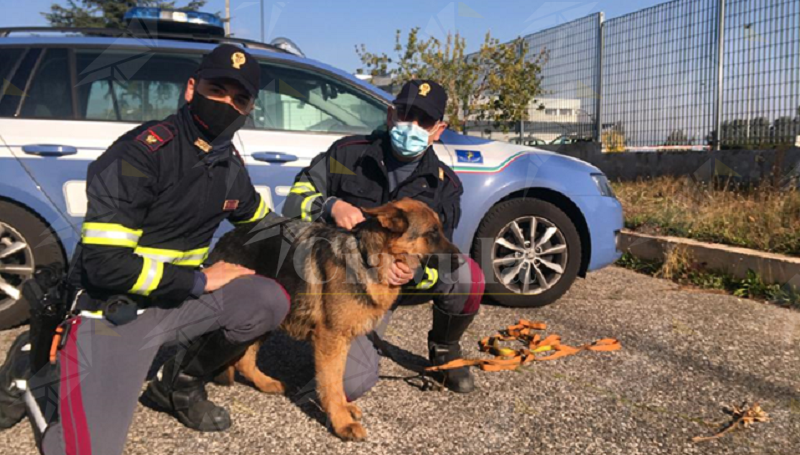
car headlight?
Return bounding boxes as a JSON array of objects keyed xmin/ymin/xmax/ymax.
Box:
[{"xmin": 591, "ymin": 173, "xmax": 616, "ymax": 198}]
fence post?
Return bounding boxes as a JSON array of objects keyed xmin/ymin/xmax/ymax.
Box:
[
  {"xmin": 596, "ymin": 12, "xmax": 604, "ymax": 144},
  {"xmin": 519, "ymin": 39, "xmax": 525, "ymax": 143},
  {"xmin": 714, "ymin": 0, "xmax": 726, "ymax": 151}
]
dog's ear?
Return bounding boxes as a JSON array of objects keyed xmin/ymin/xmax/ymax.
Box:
[{"xmin": 362, "ymin": 205, "xmax": 409, "ymax": 234}]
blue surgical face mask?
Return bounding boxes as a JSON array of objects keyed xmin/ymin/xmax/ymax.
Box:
[{"xmin": 390, "ymin": 122, "xmax": 430, "ymax": 158}]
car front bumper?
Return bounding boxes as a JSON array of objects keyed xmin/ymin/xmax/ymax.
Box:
[{"xmin": 572, "ymin": 195, "xmax": 624, "ymax": 272}]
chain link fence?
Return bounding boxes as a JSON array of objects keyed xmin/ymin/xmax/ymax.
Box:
[{"xmin": 471, "ymin": 0, "xmax": 800, "ymax": 151}]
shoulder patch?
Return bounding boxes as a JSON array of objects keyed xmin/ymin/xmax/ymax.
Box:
[
  {"xmin": 440, "ymin": 166, "xmax": 460, "ymax": 188},
  {"xmin": 136, "ymin": 123, "xmax": 174, "ymax": 152}
]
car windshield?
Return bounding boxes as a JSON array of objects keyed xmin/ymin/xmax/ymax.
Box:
[{"xmin": 248, "ymin": 63, "xmax": 387, "ymax": 134}]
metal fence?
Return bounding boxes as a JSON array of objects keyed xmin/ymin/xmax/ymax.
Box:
[
  {"xmin": 721, "ymin": 0, "xmax": 800, "ymax": 148},
  {"xmin": 474, "ymin": 0, "xmax": 800, "ymax": 150},
  {"xmin": 520, "ymin": 13, "xmax": 602, "ymax": 144},
  {"xmin": 601, "ymin": 0, "xmax": 720, "ymax": 149}
]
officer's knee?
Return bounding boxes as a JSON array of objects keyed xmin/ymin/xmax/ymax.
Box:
[
  {"xmin": 443, "ymin": 256, "xmax": 484, "ymax": 315},
  {"xmin": 462, "ymin": 257, "xmax": 485, "ymax": 314},
  {"xmin": 342, "ymin": 334, "xmax": 381, "ymax": 401},
  {"xmin": 223, "ymin": 276, "xmax": 290, "ymax": 343},
  {"xmin": 343, "ymin": 368, "xmax": 379, "ymax": 402}
]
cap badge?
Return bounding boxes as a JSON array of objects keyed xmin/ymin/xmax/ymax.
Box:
[
  {"xmin": 145, "ymin": 134, "xmax": 158, "ymax": 145},
  {"xmin": 194, "ymin": 138, "xmax": 212, "ymax": 153},
  {"xmin": 419, "ymin": 82, "xmax": 431, "ymax": 97},
  {"xmin": 231, "ymin": 52, "xmax": 246, "ymax": 70}
]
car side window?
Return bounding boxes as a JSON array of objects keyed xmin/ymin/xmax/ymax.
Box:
[
  {"xmin": 248, "ymin": 62, "xmax": 386, "ymax": 135},
  {"xmin": 0, "ymin": 47, "xmax": 29, "ymax": 117},
  {"xmin": 75, "ymin": 49, "xmax": 201, "ymax": 122},
  {"xmin": 18, "ymin": 48, "xmax": 73, "ymax": 119}
]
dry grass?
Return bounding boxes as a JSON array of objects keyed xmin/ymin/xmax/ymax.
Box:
[
  {"xmin": 659, "ymin": 245, "xmax": 694, "ymax": 281},
  {"xmin": 613, "ymin": 177, "xmax": 800, "ymax": 257}
]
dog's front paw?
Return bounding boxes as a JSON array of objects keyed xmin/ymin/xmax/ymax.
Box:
[
  {"xmin": 335, "ymin": 422, "xmax": 367, "ymax": 441},
  {"xmin": 346, "ymin": 403, "xmax": 363, "ymax": 421},
  {"xmin": 254, "ymin": 377, "xmax": 286, "ymax": 395}
]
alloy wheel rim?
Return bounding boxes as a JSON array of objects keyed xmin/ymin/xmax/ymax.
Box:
[
  {"xmin": 0, "ymin": 222, "xmax": 34, "ymax": 312},
  {"xmin": 491, "ymin": 216, "xmax": 568, "ymax": 295}
]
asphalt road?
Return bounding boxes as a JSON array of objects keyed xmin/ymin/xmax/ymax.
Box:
[{"xmin": 1, "ymin": 266, "xmax": 798, "ymax": 455}]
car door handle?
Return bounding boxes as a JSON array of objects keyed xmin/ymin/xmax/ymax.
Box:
[
  {"xmin": 21, "ymin": 144, "xmax": 78, "ymax": 157},
  {"xmin": 252, "ymin": 152, "xmax": 298, "ymax": 163}
]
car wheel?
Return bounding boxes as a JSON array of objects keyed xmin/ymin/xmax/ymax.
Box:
[
  {"xmin": 470, "ymin": 198, "xmax": 582, "ymax": 308},
  {"xmin": 0, "ymin": 201, "xmax": 65, "ymax": 330}
]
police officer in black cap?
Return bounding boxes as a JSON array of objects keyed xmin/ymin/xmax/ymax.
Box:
[
  {"xmin": 284, "ymin": 80, "xmax": 485, "ymax": 398},
  {"xmin": 0, "ymin": 44, "xmax": 291, "ymax": 455}
]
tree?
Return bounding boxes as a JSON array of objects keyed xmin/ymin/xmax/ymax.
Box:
[
  {"xmin": 357, "ymin": 29, "xmax": 544, "ymax": 133},
  {"xmin": 44, "ymin": 0, "xmax": 207, "ymax": 29}
]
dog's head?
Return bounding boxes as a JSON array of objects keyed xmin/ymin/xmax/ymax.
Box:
[{"xmin": 360, "ymin": 198, "xmax": 461, "ymax": 272}]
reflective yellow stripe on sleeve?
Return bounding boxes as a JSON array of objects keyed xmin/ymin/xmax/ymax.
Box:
[
  {"xmin": 300, "ymin": 193, "xmax": 323, "ymax": 222},
  {"xmin": 290, "ymin": 181, "xmax": 317, "ymax": 195},
  {"xmin": 415, "ymin": 267, "xmax": 439, "ymax": 290},
  {"xmin": 134, "ymin": 246, "xmax": 210, "ymax": 267},
  {"xmin": 129, "ymin": 256, "xmax": 164, "ymax": 296},
  {"xmin": 81, "ymin": 223, "xmax": 143, "ymax": 248},
  {"xmin": 233, "ymin": 195, "xmax": 270, "ymax": 225}
]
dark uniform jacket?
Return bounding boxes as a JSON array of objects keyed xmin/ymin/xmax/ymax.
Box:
[
  {"xmin": 283, "ymin": 132, "xmax": 463, "ymax": 240},
  {"xmin": 72, "ymin": 105, "xmax": 270, "ymax": 309}
]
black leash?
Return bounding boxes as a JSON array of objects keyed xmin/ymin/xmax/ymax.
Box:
[{"xmin": 367, "ymin": 331, "xmax": 444, "ymax": 392}]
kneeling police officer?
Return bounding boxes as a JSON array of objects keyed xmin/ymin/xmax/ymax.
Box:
[{"xmin": 0, "ymin": 44, "xmax": 290, "ymax": 455}]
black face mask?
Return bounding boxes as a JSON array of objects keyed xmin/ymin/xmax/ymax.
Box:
[{"xmin": 189, "ymin": 92, "xmax": 248, "ymax": 141}]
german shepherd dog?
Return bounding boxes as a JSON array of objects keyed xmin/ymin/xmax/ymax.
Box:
[{"xmin": 208, "ymin": 198, "xmax": 461, "ymax": 440}]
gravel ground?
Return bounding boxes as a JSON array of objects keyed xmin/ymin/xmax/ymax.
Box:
[{"xmin": 1, "ymin": 266, "xmax": 798, "ymax": 455}]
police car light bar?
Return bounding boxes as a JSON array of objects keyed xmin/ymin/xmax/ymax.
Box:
[{"xmin": 124, "ymin": 7, "xmax": 225, "ymax": 36}]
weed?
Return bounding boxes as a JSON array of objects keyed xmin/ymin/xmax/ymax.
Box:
[{"xmin": 613, "ymin": 177, "xmax": 800, "ymax": 257}]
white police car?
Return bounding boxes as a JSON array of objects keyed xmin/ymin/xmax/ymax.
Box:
[{"xmin": 0, "ymin": 8, "xmax": 623, "ymax": 329}]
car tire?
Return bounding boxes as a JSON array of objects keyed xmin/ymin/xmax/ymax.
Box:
[
  {"xmin": 470, "ymin": 198, "xmax": 582, "ymax": 308},
  {"xmin": 0, "ymin": 201, "xmax": 65, "ymax": 330}
]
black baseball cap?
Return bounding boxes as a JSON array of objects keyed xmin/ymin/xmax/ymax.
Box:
[
  {"xmin": 195, "ymin": 44, "xmax": 261, "ymax": 97},
  {"xmin": 392, "ymin": 80, "xmax": 448, "ymax": 121}
]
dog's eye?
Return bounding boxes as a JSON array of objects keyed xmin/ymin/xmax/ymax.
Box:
[{"xmin": 426, "ymin": 231, "xmax": 440, "ymax": 242}]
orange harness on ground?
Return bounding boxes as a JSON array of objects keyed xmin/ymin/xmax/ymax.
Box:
[{"xmin": 426, "ymin": 319, "xmax": 622, "ymax": 372}]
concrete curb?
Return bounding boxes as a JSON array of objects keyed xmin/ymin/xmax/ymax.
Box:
[{"xmin": 619, "ymin": 230, "xmax": 800, "ymax": 288}]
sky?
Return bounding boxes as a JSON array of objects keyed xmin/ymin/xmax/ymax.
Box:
[{"xmin": 2, "ymin": 0, "xmax": 667, "ymax": 72}]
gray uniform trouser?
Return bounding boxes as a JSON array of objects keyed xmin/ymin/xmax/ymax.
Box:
[
  {"xmin": 341, "ymin": 255, "xmax": 485, "ymax": 401},
  {"xmin": 37, "ymin": 275, "xmax": 290, "ymax": 455}
]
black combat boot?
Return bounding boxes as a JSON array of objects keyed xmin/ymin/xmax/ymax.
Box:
[
  {"xmin": 142, "ymin": 330, "xmax": 249, "ymax": 432},
  {"xmin": 0, "ymin": 332, "xmax": 30, "ymax": 429},
  {"xmin": 427, "ymin": 305, "xmax": 478, "ymax": 393}
]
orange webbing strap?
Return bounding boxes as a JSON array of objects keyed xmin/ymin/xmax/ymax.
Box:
[
  {"xmin": 49, "ymin": 325, "xmax": 65, "ymax": 365},
  {"xmin": 425, "ymin": 319, "xmax": 621, "ymax": 372}
]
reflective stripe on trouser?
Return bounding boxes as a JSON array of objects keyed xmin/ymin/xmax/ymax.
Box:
[
  {"xmin": 38, "ymin": 276, "xmax": 291, "ymax": 455},
  {"xmin": 80, "ymin": 223, "xmax": 142, "ymax": 248},
  {"xmin": 341, "ymin": 255, "xmax": 484, "ymax": 401}
]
